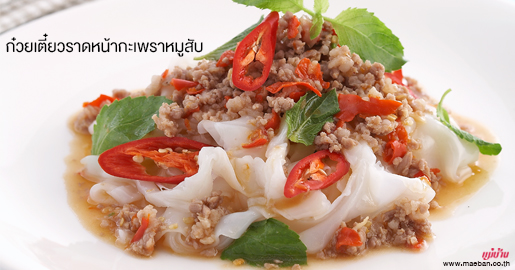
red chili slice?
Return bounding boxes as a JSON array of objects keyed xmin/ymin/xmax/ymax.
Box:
[
  {"xmin": 184, "ymin": 118, "xmax": 192, "ymax": 131},
  {"xmin": 335, "ymin": 94, "xmax": 402, "ymax": 122},
  {"xmin": 295, "ymin": 58, "xmax": 330, "ymax": 89},
  {"xmin": 131, "ymin": 214, "xmax": 150, "ymax": 243},
  {"xmin": 185, "ymin": 88, "xmax": 205, "ymax": 95},
  {"xmin": 264, "ymin": 110, "xmax": 281, "ymax": 130},
  {"xmin": 383, "ymin": 140, "xmax": 407, "ymax": 164},
  {"xmin": 161, "ymin": 69, "xmax": 169, "ymax": 80},
  {"xmin": 184, "ymin": 107, "xmax": 200, "ymax": 118},
  {"xmin": 171, "ymin": 78, "xmax": 199, "ymax": 91},
  {"xmin": 241, "ymin": 111, "xmax": 280, "ymax": 149},
  {"xmin": 241, "ymin": 128, "xmax": 268, "ymax": 148},
  {"xmin": 406, "ymin": 236, "xmax": 425, "ymax": 250},
  {"xmin": 287, "ymin": 15, "xmax": 300, "ymax": 39},
  {"xmin": 383, "ymin": 124, "xmax": 408, "ymax": 164},
  {"xmin": 336, "ymin": 227, "xmax": 363, "ymax": 249},
  {"xmin": 384, "ymin": 69, "xmax": 417, "ymax": 98},
  {"xmin": 384, "ymin": 69, "xmax": 404, "ymax": 86},
  {"xmin": 232, "ymin": 11, "xmax": 279, "ymax": 91},
  {"xmin": 216, "ymin": 50, "xmax": 235, "ymax": 68},
  {"xmin": 266, "ymin": 81, "xmax": 322, "ymax": 97},
  {"xmin": 288, "ymin": 91, "xmax": 306, "ymax": 102},
  {"xmin": 284, "ymin": 150, "xmax": 350, "ymax": 198},
  {"xmin": 255, "ymin": 94, "xmax": 264, "ymax": 103},
  {"xmin": 242, "ymin": 137, "xmax": 268, "ymax": 148},
  {"xmin": 98, "ymin": 137, "xmax": 211, "ymax": 184},
  {"xmin": 83, "ymin": 94, "xmax": 116, "ymax": 107}
]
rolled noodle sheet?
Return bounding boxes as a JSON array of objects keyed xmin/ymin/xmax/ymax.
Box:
[
  {"xmin": 140, "ymin": 147, "xmax": 244, "ymax": 206},
  {"xmin": 298, "ymin": 142, "xmax": 436, "ymax": 254},
  {"xmin": 202, "ymin": 117, "xmax": 335, "ymax": 221},
  {"xmin": 260, "ymin": 119, "xmax": 334, "ymax": 220},
  {"xmin": 81, "ymin": 115, "xmax": 436, "ymax": 255},
  {"xmin": 263, "ymin": 119, "xmax": 289, "ymax": 203},
  {"xmin": 213, "ymin": 207, "xmax": 263, "ymax": 246},
  {"xmin": 80, "ymin": 146, "xmax": 258, "ymax": 253},
  {"xmin": 140, "ymin": 144, "xmax": 271, "ymax": 253},
  {"xmin": 197, "ymin": 116, "xmax": 267, "ymax": 159},
  {"xmin": 180, "ymin": 116, "xmax": 338, "ymax": 250},
  {"xmin": 411, "ymin": 113, "xmax": 479, "ymax": 183},
  {"xmin": 80, "ymin": 155, "xmax": 143, "ymax": 205},
  {"xmin": 161, "ymin": 204, "xmax": 264, "ymax": 254}
]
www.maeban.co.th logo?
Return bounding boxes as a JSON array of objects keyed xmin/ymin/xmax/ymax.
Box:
[
  {"xmin": 482, "ymin": 248, "xmax": 509, "ymax": 260},
  {"xmin": 442, "ymin": 248, "xmax": 510, "ymax": 267}
]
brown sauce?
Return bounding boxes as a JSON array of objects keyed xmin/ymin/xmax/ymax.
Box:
[
  {"xmin": 429, "ymin": 114, "xmax": 499, "ymax": 220},
  {"xmin": 64, "ymin": 115, "xmax": 116, "ymax": 244}
]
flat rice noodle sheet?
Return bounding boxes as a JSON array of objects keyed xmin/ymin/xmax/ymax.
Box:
[
  {"xmin": 161, "ymin": 191, "xmax": 264, "ymax": 254},
  {"xmin": 80, "ymin": 155, "xmax": 132, "ymax": 184},
  {"xmin": 263, "ymin": 143, "xmax": 333, "ymax": 220},
  {"xmin": 252, "ymin": 120, "xmax": 334, "ymax": 220},
  {"xmin": 80, "ymin": 155, "xmax": 143, "ymax": 204},
  {"xmin": 411, "ymin": 114, "xmax": 479, "ymax": 183},
  {"xmin": 213, "ymin": 207, "xmax": 264, "ymax": 246},
  {"xmin": 89, "ymin": 182, "xmax": 143, "ymax": 205},
  {"xmin": 232, "ymin": 156, "xmax": 267, "ymax": 198},
  {"xmin": 197, "ymin": 116, "xmax": 267, "ymax": 159},
  {"xmin": 159, "ymin": 206, "xmax": 216, "ymax": 254},
  {"xmin": 164, "ymin": 231, "xmax": 201, "ymax": 254},
  {"xmin": 141, "ymin": 146, "xmax": 255, "ymax": 253},
  {"xmin": 80, "ymin": 137, "xmax": 268, "ymax": 253},
  {"xmin": 163, "ymin": 228, "xmax": 240, "ymax": 254},
  {"xmin": 263, "ymin": 121, "xmax": 289, "ymax": 203},
  {"xmin": 298, "ymin": 142, "xmax": 435, "ymax": 254},
  {"xmin": 141, "ymin": 147, "xmax": 243, "ymax": 207},
  {"xmin": 196, "ymin": 117, "xmax": 333, "ymax": 221}
]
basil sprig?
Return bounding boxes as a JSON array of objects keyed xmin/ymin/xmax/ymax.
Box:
[
  {"xmin": 310, "ymin": 0, "xmax": 328, "ymax": 39},
  {"xmin": 221, "ymin": 218, "xmax": 307, "ymax": 267},
  {"xmin": 286, "ymin": 89, "xmax": 339, "ymax": 146},
  {"xmin": 232, "ymin": 0, "xmax": 406, "ymax": 71},
  {"xmin": 436, "ymin": 89, "xmax": 502, "ymax": 155},
  {"xmin": 91, "ymin": 96, "xmax": 172, "ymax": 155}
]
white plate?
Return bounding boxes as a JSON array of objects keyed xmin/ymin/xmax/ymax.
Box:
[{"xmin": 0, "ymin": 0, "xmax": 514, "ymax": 269}]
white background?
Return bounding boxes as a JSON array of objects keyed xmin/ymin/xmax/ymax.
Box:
[{"xmin": 0, "ymin": 0, "xmax": 514, "ymax": 269}]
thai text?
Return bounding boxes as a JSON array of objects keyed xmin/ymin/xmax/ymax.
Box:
[
  {"xmin": 483, "ymin": 248, "xmax": 509, "ymax": 261},
  {"xmin": 5, "ymin": 34, "xmax": 203, "ymax": 57}
]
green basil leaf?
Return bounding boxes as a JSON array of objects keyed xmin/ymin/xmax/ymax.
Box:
[
  {"xmin": 194, "ymin": 15, "xmax": 264, "ymax": 61},
  {"xmin": 329, "ymin": 8, "xmax": 406, "ymax": 72},
  {"xmin": 286, "ymin": 89, "xmax": 339, "ymax": 145},
  {"xmin": 220, "ymin": 218, "xmax": 307, "ymax": 267},
  {"xmin": 313, "ymin": 0, "xmax": 329, "ymax": 14},
  {"xmin": 91, "ymin": 96, "xmax": 172, "ymax": 155},
  {"xmin": 232, "ymin": 0, "xmax": 304, "ymax": 14},
  {"xmin": 309, "ymin": 13, "xmax": 324, "ymax": 40},
  {"xmin": 436, "ymin": 89, "xmax": 502, "ymax": 156}
]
